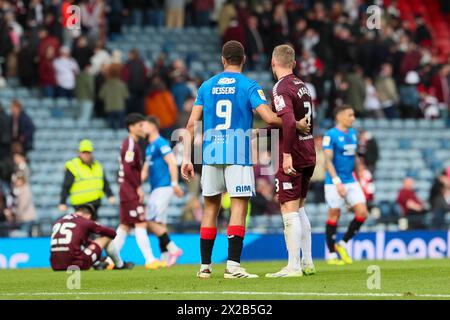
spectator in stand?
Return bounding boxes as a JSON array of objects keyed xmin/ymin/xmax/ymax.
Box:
[
  {"xmin": 222, "ymin": 17, "xmax": 246, "ymax": 46},
  {"xmin": 245, "ymin": 14, "xmax": 264, "ymax": 71},
  {"xmin": 193, "ymin": 0, "xmax": 213, "ymax": 27},
  {"xmin": 169, "ymin": 58, "xmax": 192, "ymax": 113},
  {"xmin": 90, "ymin": 42, "xmax": 111, "ymax": 76},
  {"xmin": 298, "ymin": 50, "xmax": 322, "ymax": 78},
  {"xmin": 345, "ymin": 65, "xmax": 366, "ymax": 117},
  {"xmin": 375, "ymin": 63, "xmax": 399, "ymax": 119},
  {"xmin": 72, "ymin": 36, "xmax": 93, "ymax": 71},
  {"xmin": 364, "ymin": 77, "xmax": 383, "ymax": 118},
  {"xmin": 37, "ymin": 27, "xmax": 60, "ymax": 62},
  {"xmin": 107, "ymin": 0, "xmax": 124, "ymax": 38},
  {"xmin": 17, "ymin": 36, "xmax": 37, "ymax": 88},
  {"xmin": 53, "ymin": 46, "xmax": 79, "ymax": 98},
  {"xmin": 10, "ymin": 100, "xmax": 35, "ymax": 154},
  {"xmin": 38, "ymin": 45, "xmax": 57, "ymax": 98},
  {"xmin": 399, "ymin": 70, "xmax": 421, "ymax": 118},
  {"xmin": 0, "ymin": 19, "xmax": 13, "ymax": 78},
  {"xmin": 11, "ymin": 170, "xmax": 36, "ymax": 236},
  {"xmin": 430, "ymin": 64, "xmax": 450, "ymax": 118},
  {"xmin": 166, "ymin": 0, "xmax": 185, "ymax": 29},
  {"xmin": 147, "ymin": 0, "xmax": 165, "ymax": 27},
  {"xmin": 99, "ymin": 64, "xmax": 129, "ymax": 130},
  {"xmin": 0, "ymin": 187, "xmax": 13, "ymax": 237},
  {"xmin": 399, "ymin": 42, "xmax": 422, "ymax": 83},
  {"xmin": 218, "ymin": 0, "xmax": 237, "ymax": 36},
  {"xmin": 358, "ymin": 130, "xmax": 379, "ymax": 174},
  {"xmin": 397, "ymin": 177, "xmax": 427, "ymax": 230},
  {"xmin": 413, "ymin": 15, "xmax": 432, "ymax": 47},
  {"xmin": 0, "ymin": 104, "xmax": 11, "ymax": 161},
  {"xmin": 80, "ymin": 0, "xmax": 105, "ymax": 43},
  {"xmin": 144, "ymin": 75, "xmax": 178, "ymax": 138},
  {"xmin": 75, "ymin": 63, "xmax": 95, "ymax": 125},
  {"xmin": 429, "ymin": 170, "xmax": 450, "ymax": 230},
  {"xmin": 121, "ymin": 49, "xmax": 147, "ymax": 115},
  {"xmin": 358, "ymin": 159, "xmax": 375, "ymax": 207}
]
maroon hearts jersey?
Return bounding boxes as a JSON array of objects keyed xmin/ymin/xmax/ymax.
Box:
[
  {"xmin": 50, "ymin": 213, "xmax": 116, "ymax": 262},
  {"xmin": 118, "ymin": 137, "xmax": 142, "ymax": 203},
  {"xmin": 271, "ymin": 74, "xmax": 316, "ymax": 169}
]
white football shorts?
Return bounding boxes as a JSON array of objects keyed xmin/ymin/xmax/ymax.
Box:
[
  {"xmin": 201, "ymin": 164, "xmax": 255, "ymax": 197},
  {"xmin": 325, "ymin": 182, "xmax": 366, "ymax": 209},
  {"xmin": 146, "ymin": 186, "xmax": 173, "ymax": 224}
]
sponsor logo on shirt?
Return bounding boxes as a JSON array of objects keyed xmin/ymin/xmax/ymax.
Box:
[
  {"xmin": 217, "ymin": 77, "xmax": 236, "ymax": 85},
  {"xmin": 323, "ymin": 136, "xmax": 331, "ymax": 147},
  {"xmin": 274, "ymin": 95, "xmax": 286, "ymax": 111},
  {"xmin": 236, "ymin": 185, "xmax": 252, "ymax": 193},
  {"xmin": 257, "ymin": 89, "xmax": 267, "ymax": 101},
  {"xmin": 282, "ymin": 182, "xmax": 293, "ymax": 190}
]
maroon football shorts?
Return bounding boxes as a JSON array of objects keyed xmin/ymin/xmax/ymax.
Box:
[
  {"xmin": 120, "ymin": 200, "xmax": 146, "ymax": 227},
  {"xmin": 275, "ymin": 165, "xmax": 315, "ymax": 204},
  {"xmin": 50, "ymin": 241, "xmax": 102, "ymax": 271}
]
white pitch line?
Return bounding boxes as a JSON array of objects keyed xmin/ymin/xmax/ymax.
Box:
[{"xmin": 1, "ymin": 291, "xmax": 450, "ymax": 298}]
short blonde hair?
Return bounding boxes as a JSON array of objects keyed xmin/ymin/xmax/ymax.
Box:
[{"xmin": 272, "ymin": 44, "xmax": 296, "ymax": 68}]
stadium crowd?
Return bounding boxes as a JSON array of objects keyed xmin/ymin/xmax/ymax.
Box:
[{"xmin": 0, "ymin": 0, "xmax": 450, "ymax": 236}]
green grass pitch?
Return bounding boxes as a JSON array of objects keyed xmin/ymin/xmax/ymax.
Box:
[{"xmin": 0, "ymin": 260, "xmax": 449, "ymax": 300}]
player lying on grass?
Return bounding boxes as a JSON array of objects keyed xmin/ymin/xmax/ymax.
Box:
[
  {"xmin": 323, "ymin": 105, "xmax": 369, "ymax": 265},
  {"xmin": 50, "ymin": 204, "xmax": 134, "ymax": 271},
  {"xmin": 141, "ymin": 116, "xmax": 184, "ymax": 267},
  {"xmin": 265, "ymin": 45, "xmax": 316, "ymax": 278},
  {"xmin": 181, "ymin": 40, "xmax": 310, "ymax": 279}
]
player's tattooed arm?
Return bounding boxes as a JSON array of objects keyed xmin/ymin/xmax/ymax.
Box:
[{"xmin": 324, "ymin": 149, "xmax": 346, "ymax": 197}]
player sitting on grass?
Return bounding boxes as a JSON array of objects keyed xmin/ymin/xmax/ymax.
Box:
[
  {"xmin": 264, "ymin": 45, "xmax": 316, "ymax": 278},
  {"xmin": 141, "ymin": 116, "xmax": 184, "ymax": 266},
  {"xmin": 50, "ymin": 204, "xmax": 134, "ymax": 271},
  {"xmin": 323, "ymin": 105, "xmax": 369, "ymax": 265}
]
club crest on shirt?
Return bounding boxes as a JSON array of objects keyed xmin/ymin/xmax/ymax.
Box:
[
  {"xmin": 274, "ymin": 95, "xmax": 286, "ymax": 111},
  {"xmin": 257, "ymin": 89, "xmax": 267, "ymax": 101},
  {"xmin": 125, "ymin": 150, "xmax": 135, "ymax": 163}
]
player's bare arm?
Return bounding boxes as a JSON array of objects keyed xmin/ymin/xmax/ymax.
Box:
[
  {"xmin": 324, "ymin": 148, "xmax": 346, "ymax": 197},
  {"xmin": 164, "ymin": 152, "xmax": 184, "ymax": 197},
  {"xmin": 181, "ymin": 105, "xmax": 202, "ymax": 182},
  {"xmin": 280, "ymin": 111, "xmax": 298, "ymax": 176},
  {"xmin": 255, "ymin": 104, "xmax": 310, "ymax": 134},
  {"xmin": 141, "ymin": 161, "xmax": 149, "ymax": 182}
]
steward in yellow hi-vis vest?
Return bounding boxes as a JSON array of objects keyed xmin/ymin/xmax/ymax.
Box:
[{"xmin": 59, "ymin": 139, "xmax": 115, "ymax": 218}]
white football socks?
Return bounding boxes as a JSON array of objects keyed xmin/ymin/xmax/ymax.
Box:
[
  {"xmin": 299, "ymin": 207, "xmax": 313, "ymax": 265},
  {"xmin": 282, "ymin": 212, "xmax": 302, "ymax": 271},
  {"xmin": 106, "ymin": 241, "xmax": 124, "ymax": 268},
  {"xmin": 226, "ymin": 260, "xmax": 240, "ymax": 270},
  {"xmin": 113, "ymin": 226, "xmax": 128, "ymax": 253},
  {"xmin": 135, "ymin": 227, "xmax": 155, "ymax": 264},
  {"xmin": 167, "ymin": 241, "xmax": 179, "ymax": 253}
]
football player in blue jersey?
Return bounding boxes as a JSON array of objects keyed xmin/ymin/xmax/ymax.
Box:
[
  {"xmin": 322, "ymin": 105, "xmax": 369, "ymax": 265},
  {"xmin": 142, "ymin": 116, "xmax": 184, "ymax": 267},
  {"xmin": 181, "ymin": 41, "xmax": 310, "ymax": 279}
]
